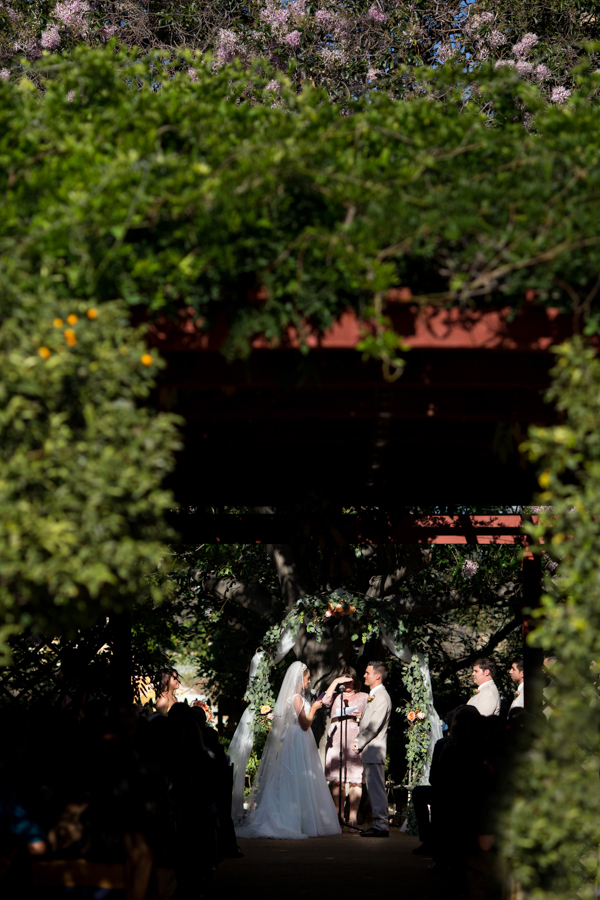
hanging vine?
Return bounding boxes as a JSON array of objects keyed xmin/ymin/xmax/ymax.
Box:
[{"xmin": 399, "ymin": 657, "xmax": 433, "ymax": 788}]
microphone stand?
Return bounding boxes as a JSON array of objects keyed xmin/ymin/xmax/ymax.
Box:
[{"xmin": 336, "ymin": 683, "xmax": 346, "ymax": 824}]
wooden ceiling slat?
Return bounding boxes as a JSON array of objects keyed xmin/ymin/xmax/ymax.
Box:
[{"xmin": 167, "ymin": 513, "xmax": 534, "ymax": 545}]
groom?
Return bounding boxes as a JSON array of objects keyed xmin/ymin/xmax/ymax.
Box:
[{"xmin": 352, "ymin": 661, "xmax": 392, "ymax": 837}]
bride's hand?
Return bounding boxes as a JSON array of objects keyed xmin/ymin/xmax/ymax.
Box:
[{"xmin": 311, "ymin": 700, "xmax": 323, "ymax": 711}]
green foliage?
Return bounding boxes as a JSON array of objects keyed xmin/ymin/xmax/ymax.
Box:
[
  {"xmin": 167, "ymin": 541, "xmax": 284, "ymax": 702},
  {"xmin": 503, "ymin": 338, "xmax": 600, "ymax": 900},
  {"xmin": 0, "ymin": 596, "xmax": 182, "ymax": 708},
  {"xmin": 4, "ymin": 47, "xmax": 600, "ymax": 372},
  {"xmin": 0, "ymin": 296, "xmax": 182, "ymax": 660},
  {"xmin": 398, "ymin": 658, "xmax": 432, "ymax": 788},
  {"xmin": 244, "ymin": 653, "xmax": 277, "ymax": 737}
]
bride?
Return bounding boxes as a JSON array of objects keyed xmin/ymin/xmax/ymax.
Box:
[{"xmin": 235, "ymin": 661, "xmax": 341, "ymax": 840}]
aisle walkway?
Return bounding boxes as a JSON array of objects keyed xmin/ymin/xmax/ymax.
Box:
[{"xmin": 209, "ymin": 830, "xmax": 436, "ymax": 900}]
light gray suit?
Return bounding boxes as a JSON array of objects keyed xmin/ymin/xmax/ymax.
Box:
[
  {"xmin": 357, "ymin": 685, "xmax": 392, "ymax": 831},
  {"xmin": 467, "ymin": 680, "xmax": 500, "ymax": 716}
]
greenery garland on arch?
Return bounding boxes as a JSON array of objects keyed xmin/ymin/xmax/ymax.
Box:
[{"xmin": 398, "ymin": 656, "xmax": 433, "ymax": 790}]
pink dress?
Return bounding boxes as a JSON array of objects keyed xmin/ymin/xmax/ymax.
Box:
[{"xmin": 323, "ymin": 692, "xmax": 369, "ymax": 783}]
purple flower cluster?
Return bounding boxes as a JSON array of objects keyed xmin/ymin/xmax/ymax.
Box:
[
  {"xmin": 15, "ymin": 39, "xmax": 42, "ymax": 58},
  {"xmin": 319, "ymin": 46, "xmax": 346, "ymax": 66},
  {"xmin": 315, "ymin": 8, "xmax": 347, "ymax": 37},
  {"xmin": 285, "ymin": 29, "xmax": 301, "ymax": 47},
  {"xmin": 462, "ymin": 560, "xmax": 480, "ymax": 579},
  {"xmin": 187, "ymin": 67, "xmax": 198, "ymax": 82},
  {"xmin": 516, "ymin": 60, "xmax": 533, "ymax": 76},
  {"xmin": 260, "ymin": 4, "xmax": 289, "ymax": 32},
  {"xmin": 215, "ymin": 28, "xmax": 239, "ymax": 66},
  {"xmin": 551, "ymin": 85, "xmax": 571, "ymax": 103},
  {"xmin": 368, "ymin": 6, "xmax": 388, "ymax": 23},
  {"xmin": 465, "ymin": 11, "xmax": 494, "ymax": 34},
  {"xmin": 535, "ymin": 64, "xmax": 550, "ymax": 80},
  {"xmin": 513, "ymin": 33, "xmax": 538, "ymax": 58},
  {"xmin": 97, "ymin": 24, "xmax": 118, "ymax": 42},
  {"xmin": 41, "ymin": 25, "xmax": 61, "ymax": 49},
  {"xmin": 494, "ymin": 32, "xmax": 555, "ymax": 86},
  {"xmin": 265, "ymin": 78, "xmax": 280, "ymax": 93},
  {"xmin": 53, "ymin": 0, "xmax": 89, "ymax": 29},
  {"xmin": 0, "ymin": 67, "xmax": 10, "ymax": 81},
  {"xmin": 488, "ymin": 30, "xmax": 505, "ymax": 49},
  {"xmin": 465, "ymin": 12, "xmax": 508, "ymax": 60},
  {"xmin": 315, "ymin": 9, "xmax": 336, "ymax": 28}
]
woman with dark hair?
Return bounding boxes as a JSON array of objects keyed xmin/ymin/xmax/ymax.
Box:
[
  {"xmin": 154, "ymin": 669, "xmax": 180, "ymax": 716},
  {"xmin": 322, "ymin": 666, "xmax": 369, "ymax": 830}
]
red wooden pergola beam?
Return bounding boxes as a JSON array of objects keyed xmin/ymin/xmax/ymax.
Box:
[
  {"xmin": 169, "ymin": 513, "xmax": 538, "ymax": 545},
  {"xmin": 147, "ymin": 304, "xmax": 572, "ymax": 355}
]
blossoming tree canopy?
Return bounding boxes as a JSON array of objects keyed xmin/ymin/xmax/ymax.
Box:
[{"xmin": 0, "ymin": 0, "xmax": 597, "ymax": 98}]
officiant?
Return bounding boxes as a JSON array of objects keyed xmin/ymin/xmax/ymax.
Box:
[{"xmin": 321, "ymin": 667, "xmax": 369, "ymax": 831}]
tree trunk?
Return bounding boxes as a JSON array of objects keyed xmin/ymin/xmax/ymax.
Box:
[{"xmin": 110, "ymin": 612, "xmax": 132, "ymax": 705}]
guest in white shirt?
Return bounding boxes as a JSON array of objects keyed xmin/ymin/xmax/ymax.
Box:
[
  {"xmin": 467, "ymin": 658, "xmax": 500, "ymax": 716},
  {"xmin": 508, "ymin": 656, "xmax": 524, "ymax": 711}
]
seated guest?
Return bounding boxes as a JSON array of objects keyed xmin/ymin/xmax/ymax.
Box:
[
  {"xmin": 0, "ymin": 786, "xmax": 47, "ymax": 857},
  {"xmin": 431, "ymin": 706, "xmax": 487, "ymax": 880},
  {"xmin": 190, "ymin": 706, "xmax": 242, "ymax": 861},
  {"xmin": 412, "ymin": 707, "xmax": 458, "ymax": 855},
  {"xmin": 467, "ymin": 658, "xmax": 500, "ymax": 716},
  {"xmin": 508, "ymin": 656, "xmax": 524, "ymax": 711}
]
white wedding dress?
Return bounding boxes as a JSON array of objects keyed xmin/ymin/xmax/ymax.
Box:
[{"xmin": 235, "ymin": 662, "xmax": 341, "ymax": 840}]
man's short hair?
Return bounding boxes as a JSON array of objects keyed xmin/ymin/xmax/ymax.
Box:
[
  {"xmin": 510, "ymin": 656, "xmax": 524, "ymax": 673},
  {"xmin": 368, "ymin": 661, "xmax": 388, "ymax": 683},
  {"xmin": 473, "ymin": 657, "xmax": 496, "ymax": 679}
]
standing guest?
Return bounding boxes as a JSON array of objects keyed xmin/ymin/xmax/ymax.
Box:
[
  {"xmin": 322, "ymin": 667, "xmax": 369, "ymax": 831},
  {"xmin": 467, "ymin": 658, "xmax": 500, "ymax": 716},
  {"xmin": 508, "ymin": 656, "xmax": 524, "ymax": 711},
  {"xmin": 352, "ymin": 661, "xmax": 392, "ymax": 838},
  {"xmin": 154, "ymin": 669, "xmax": 181, "ymax": 715}
]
